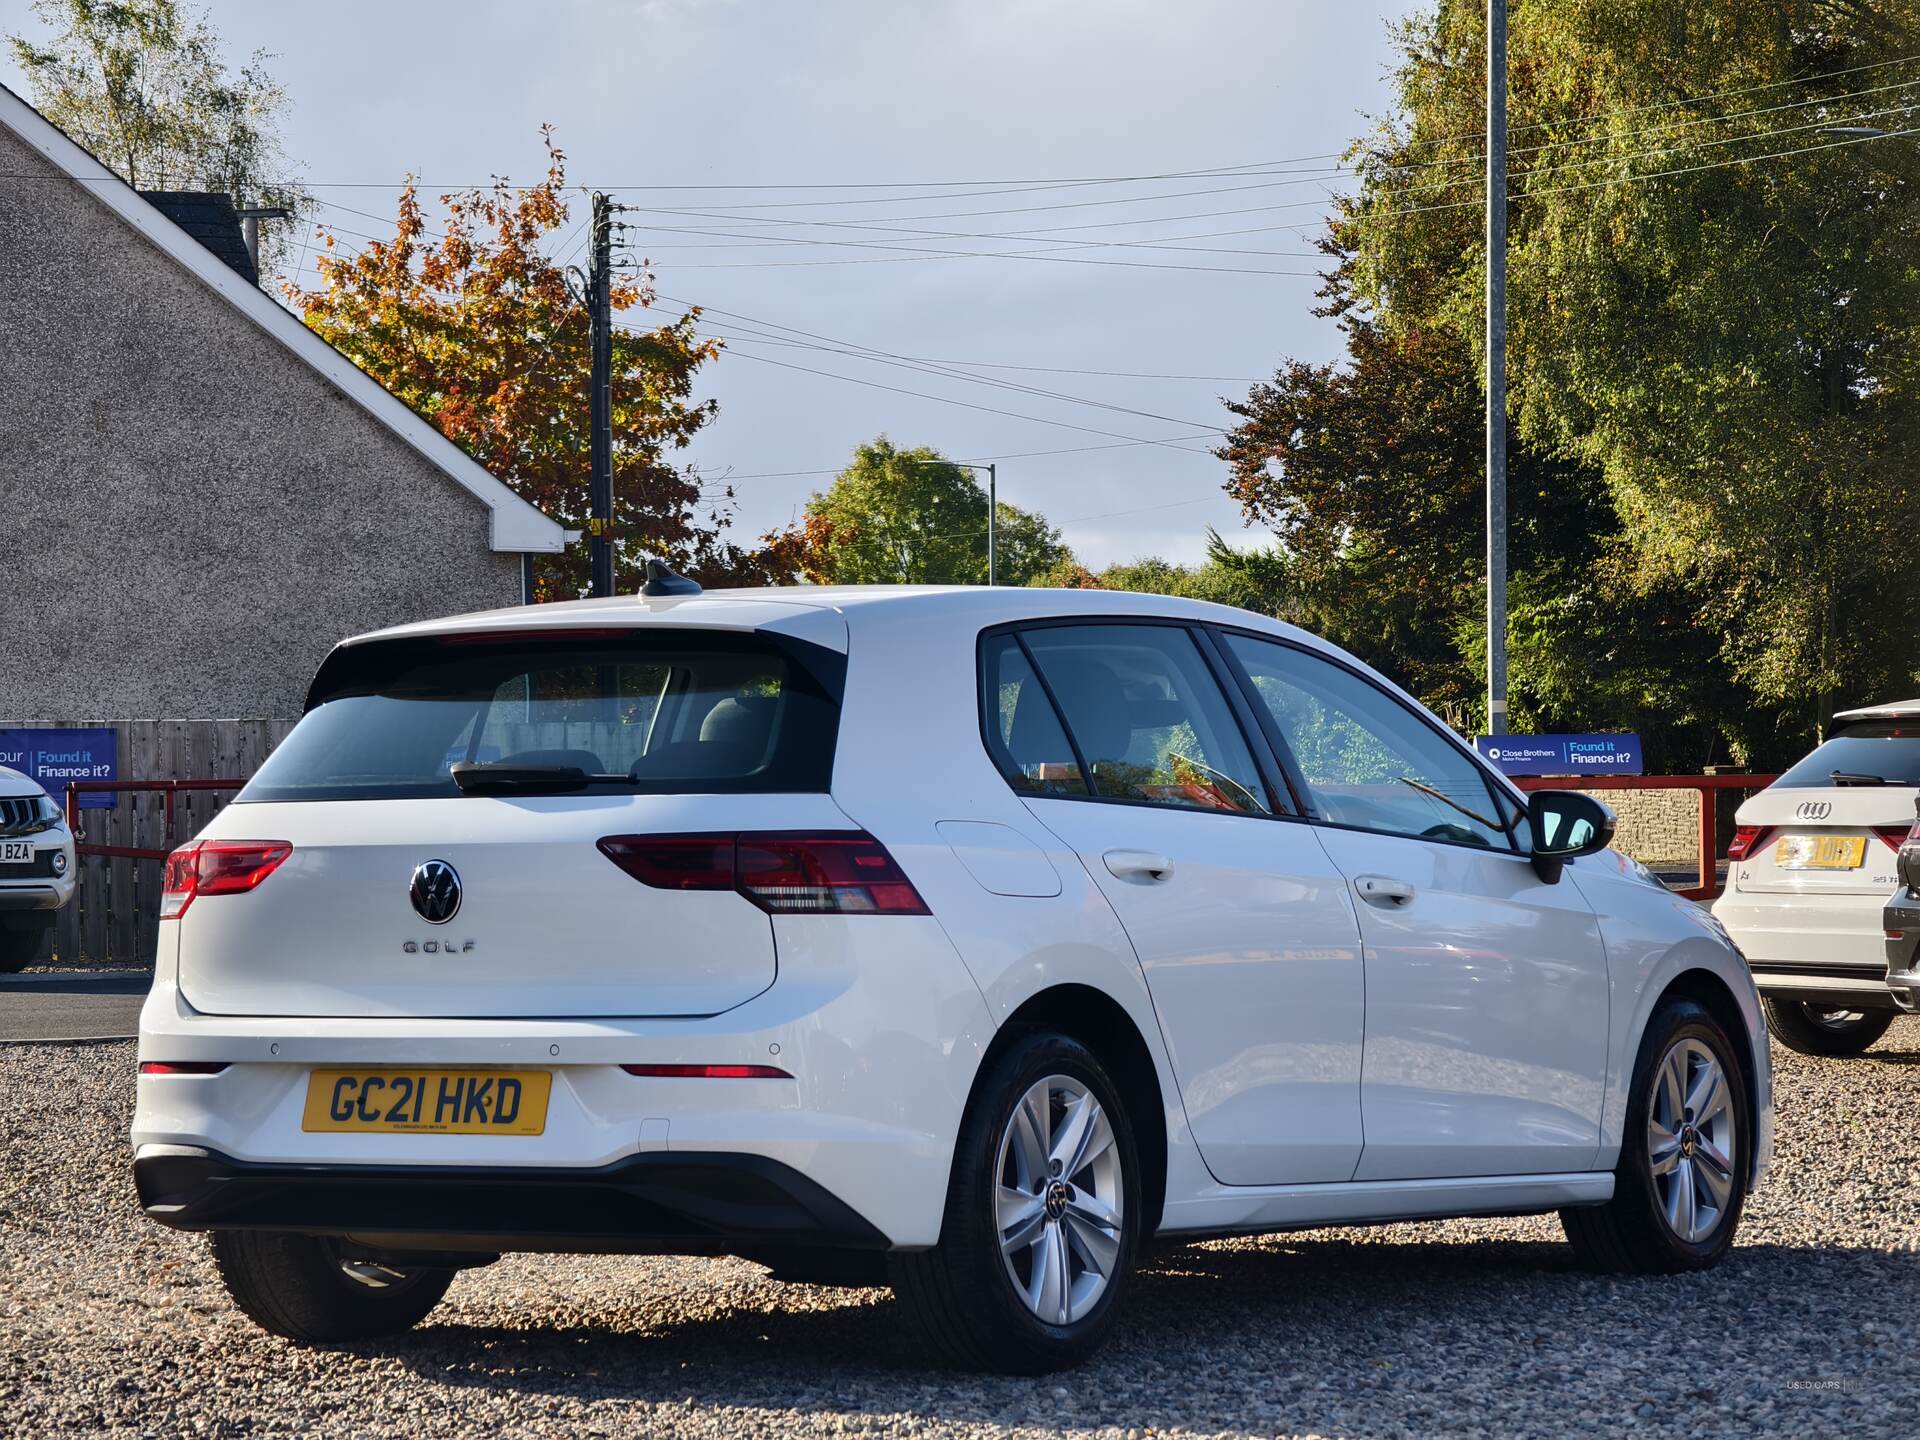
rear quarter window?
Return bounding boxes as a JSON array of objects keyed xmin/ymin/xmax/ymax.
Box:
[{"xmin": 239, "ymin": 630, "xmax": 843, "ymax": 802}]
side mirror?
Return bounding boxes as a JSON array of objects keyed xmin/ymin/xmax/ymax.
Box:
[{"xmin": 1526, "ymin": 790, "xmax": 1616, "ymax": 883}]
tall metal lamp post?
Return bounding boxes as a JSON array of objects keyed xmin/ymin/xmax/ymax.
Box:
[{"xmin": 908, "ymin": 458, "xmax": 1000, "ymax": 584}]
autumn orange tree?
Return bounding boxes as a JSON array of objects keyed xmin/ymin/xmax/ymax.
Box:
[{"xmin": 289, "ymin": 130, "xmax": 789, "ymax": 596}]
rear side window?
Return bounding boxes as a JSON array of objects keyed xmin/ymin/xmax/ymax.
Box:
[
  {"xmin": 1008, "ymin": 624, "xmax": 1274, "ymax": 816},
  {"xmin": 1774, "ymin": 721, "xmax": 1920, "ymax": 787},
  {"xmin": 240, "ymin": 631, "xmax": 842, "ymax": 802},
  {"xmin": 981, "ymin": 634, "xmax": 1090, "ymax": 798}
]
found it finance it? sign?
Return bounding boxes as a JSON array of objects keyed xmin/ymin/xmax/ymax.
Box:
[
  {"xmin": 0, "ymin": 727, "xmax": 120, "ymax": 809},
  {"xmin": 1472, "ymin": 733, "xmax": 1644, "ymax": 776}
]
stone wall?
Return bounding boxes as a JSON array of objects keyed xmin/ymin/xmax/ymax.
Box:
[{"xmin": 1573, "ymin": 786, "xmax": 1699, "ymax": 868}]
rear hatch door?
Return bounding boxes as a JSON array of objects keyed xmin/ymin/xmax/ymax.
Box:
[
  {"xmin": 176, "ymin": 617, "xmax": 850, "ymax": 1019},
  {"xmin": 1731, "ymin": 786, "xmax": 1914, "ymax": 896}
]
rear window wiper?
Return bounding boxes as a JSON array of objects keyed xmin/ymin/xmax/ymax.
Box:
[
  {"xmin": 1830, "ymin": 770, "xmax": 1889, "ymax": 786},
  {"xmin": 450, "ymin": 762, "xmax": 626, "ymax": 794}
]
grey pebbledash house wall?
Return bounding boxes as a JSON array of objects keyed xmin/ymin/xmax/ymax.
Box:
[{"xmin": 0, "ymin": 96, "xmax": 567, "ymax": 720}]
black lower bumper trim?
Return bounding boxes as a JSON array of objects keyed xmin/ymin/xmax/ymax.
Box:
[{"xmin": 134, "ymin": 1147, "xmax": 889, "ymax": 1253}]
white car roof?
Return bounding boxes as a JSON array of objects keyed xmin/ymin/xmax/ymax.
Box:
[
  {"xmin": 345, "ymin": 585, "xmax": 1329, "ymax": 653},
  {"xmin": 1832, "ymin": 699, "xmax": 1920, "ymax": 724}
]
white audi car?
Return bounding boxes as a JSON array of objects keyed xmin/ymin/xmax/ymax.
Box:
[
  {"xmin": 1713, "ymin": 700, "xmax": 1920, "ymax": 1056},
  {"xmin": 133, "ymin": 582, "xmax": 1770, "ymax": 1372}
]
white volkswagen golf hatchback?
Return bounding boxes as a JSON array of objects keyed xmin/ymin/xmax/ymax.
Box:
[{"xmin": 133, "ymin": 583, "xmax": 1771, "ymax": 1372}]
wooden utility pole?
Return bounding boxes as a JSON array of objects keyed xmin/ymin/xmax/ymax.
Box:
[{"xmin": 588, "ymin": 192, "xmax": 615, "ymax": 598}]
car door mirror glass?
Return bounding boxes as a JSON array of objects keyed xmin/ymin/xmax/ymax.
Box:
[{"xmin": 1527, "ymin": 791, "xmax": 1616, "ymax": 859}]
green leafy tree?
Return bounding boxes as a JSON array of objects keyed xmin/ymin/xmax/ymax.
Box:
[
  {"xmin": 288, "ymin": 132, "xmax": 799, "ymax": 599},
  {"xmin": 1219, "ymin": 235, "xmax": 1749, "ymax": 765},
  {"xmin": 804, "ymin": 438, "xmax": 1068, "ymax": 585},
  {"xmin": 1344, "ymin": 0, "xmax": 1920, "ymax": 745},
  {"xmin": 8, "ymin": 0, "xmax": 310, "ymax": 275}
]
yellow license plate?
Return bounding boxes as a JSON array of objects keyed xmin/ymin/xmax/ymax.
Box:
[
  {"xmin": 1774, "ymin": 835, "xmax": 1867, "ymax": 871},
  {"xmin": 302, "ymin": 1068, "xmax": 551, "ymax": 1135}
]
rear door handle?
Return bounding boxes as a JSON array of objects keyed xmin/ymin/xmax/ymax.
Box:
[
  {"xmin": 1354, "ymin": 874, "xmax": 1416, "ymax": 906},
  {"xmin": 1104, "ymin": 849, "xmax": 1175, "ymax": 883}
]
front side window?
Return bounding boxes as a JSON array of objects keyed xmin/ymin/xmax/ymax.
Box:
[
  {"xmin": 241, "ymin": 632, "xmax": 839, "ymax": 802},
  {"xmin": 1018, "ymin": 625, "xmax": 1274, "ymax": 816},
  {"xmin": 1223, "ymin": 633, "xmax": 1512, "ymax": 849}
]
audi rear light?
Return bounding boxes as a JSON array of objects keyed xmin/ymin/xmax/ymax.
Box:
[
  {"xmin": 619, "ymin": 1063, "xmax": 792, "ymax": 1079},
  {"xmin": 599, "ymin": 831, "xmax": 930, "ymax": 915},
  {"xmin": 159, "ymin": 839, "xmax": 293, "ymax": 919},
  {"xmin": 1873, "ymin": 823, "xmax": 1919, "ymax": 852},
  {"xmin": 1726, "ymin": 826, "xmax": 1768, "ymax": 862}
]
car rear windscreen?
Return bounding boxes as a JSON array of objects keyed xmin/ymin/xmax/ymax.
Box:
[
  {"xmin": 1773, "ymin": 720, "xmax": 1920, "ymax": 788},
  {"xmin": 238, "ymin": 630, "xmax": 843, "ymax": 802}
]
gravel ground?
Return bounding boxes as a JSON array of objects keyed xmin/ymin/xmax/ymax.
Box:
[{"xmin": 4, "ymin": 1030, "xmax": 1918, "ymax": 1439}]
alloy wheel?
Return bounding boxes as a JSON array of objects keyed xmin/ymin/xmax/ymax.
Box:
[
  {"xmin": 1646, "ymin": 1037, "xmax": 1738, "ymax": 1244},
  {"xmin": 1808, "ymin": 1007, "xmax": 1869, "ymax": 1029},
  {"xmin": 994, "ymin": 1074, "xmax": 1124, "ymax": 1325}
]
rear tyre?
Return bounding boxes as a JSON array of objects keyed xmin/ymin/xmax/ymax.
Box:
[
  {"xmin": 1761, "ymin": 997, "xmax": 1894, "ymax": 1057},
  {"xmin": 890, "ymin": 1030, "xmax": 1140, "ymax": 1374},
  {"xmin": 210, "ymin": 1232, "xmax": 453, "ymax": 1343},
  {"xmin": 1561, "ymin": 997, "xmax": 1750, "ymax": 1273}
]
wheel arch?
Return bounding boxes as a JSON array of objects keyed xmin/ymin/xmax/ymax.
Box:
[
  {"xmin": 1656, "ymin": 966, "xmax": 1764, "ymax": 1185},
  {"xmin": 989, "ymin": 983, "xmax": 1169, "ymax": 1238}
]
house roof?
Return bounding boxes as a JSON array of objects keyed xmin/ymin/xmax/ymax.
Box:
[
  {"xmin": 138, "ymin": 190, "xmax": 257, "ymax": 283},
  {"xmin": 0, "ymin": 83, "xmax": 571, "ymax": 555}
]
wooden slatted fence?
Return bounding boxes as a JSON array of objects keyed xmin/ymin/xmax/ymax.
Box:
[{"xmin": 33, "ymin": 719, "xmax": 297, "ymax": 966}]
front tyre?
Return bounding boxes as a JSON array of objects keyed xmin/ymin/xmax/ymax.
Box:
[
  {"xmin": 1761, "ymin": 996, "xmax": 1894, "ymax": 1057},
  {"xmin": 210, "ymin": 1232, "xmax": 453, "ymax": 1343},
  {"xmin": 1562, "ymin": 997, "xmax": 1750, "ymax": 1273},
  {"xmin": 0, "ymin": 922, "xmax": 50, "ymax": 973},
  {"xmin": 890, "ymin": 1030, "xmax": 1140, "ymax": 1373}
]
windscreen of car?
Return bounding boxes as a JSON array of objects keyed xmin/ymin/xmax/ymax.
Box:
[
  {"xmin": 238, "ymin": 630, "xmax": 842, "ymax": 801},
  {"xmin": 1773, "ymin": 720, "xmax": 1920, "ymax": 788}
]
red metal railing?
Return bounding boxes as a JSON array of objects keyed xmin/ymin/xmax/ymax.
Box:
[
  {"xmin": 64, "ymin": 778, "xmax": 246, "ymax": 861},
  {"xmin": 1514, "ymin": 773, "xmax": 1779, "ymax": 902}
]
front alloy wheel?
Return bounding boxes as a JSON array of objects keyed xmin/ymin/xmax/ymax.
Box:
[
  {"xmin": 890, "ymin": 1030, "xmax": 1140, "ymax": 1373},
  {"xmin": 1646, "ymin": 1037, "xmax": 1738, "ymax": 1244},
  {"xmin": 1561, "ymin": 996, "xmax": 1751, "ymax": 1272}
]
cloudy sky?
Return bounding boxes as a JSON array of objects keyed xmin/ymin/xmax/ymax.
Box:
[{"xmin": 6, "ymin": 0, "xmax": 1411, "ymax": 568}]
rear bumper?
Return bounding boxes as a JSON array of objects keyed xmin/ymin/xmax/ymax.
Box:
[
  {"xmin": 133, "ymin": 1144, "xmax": 889, "ymax": 1252},
  {"xmin": 1712, "ymin": 890, "xmax": 1901, "ymax": 1004},
  {"xmin": 134, "ymin": 915, "xmax": 999, "ymax": 1249}
]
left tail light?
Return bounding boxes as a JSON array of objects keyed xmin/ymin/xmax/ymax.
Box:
[
  {"xmin": 599, "ymin": 831, "xmax": 930, "ymax": 915},
  {"xmin": 160, "ymin": 839, "xmax": 293, "ymax": 920}
]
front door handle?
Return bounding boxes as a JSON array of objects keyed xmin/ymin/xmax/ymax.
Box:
[
  {"xmin": 1354, "ymin": 874, "xmax": 1416, "ymax": 906},
  {"xmin": 1104, "ymin": 849, "xmax": 1175, "ymax": 883}
]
